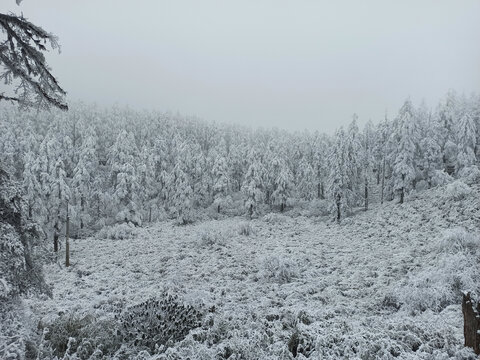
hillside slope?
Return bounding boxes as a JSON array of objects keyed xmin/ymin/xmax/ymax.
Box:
[{"xmin": 26, "ymin": 183, "xmax": 480, "ymax": 359}]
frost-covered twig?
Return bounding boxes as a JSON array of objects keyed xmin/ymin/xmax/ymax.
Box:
[{"xmin": 0, "ymin": 12, "xmax": 67, "ymax": 110}]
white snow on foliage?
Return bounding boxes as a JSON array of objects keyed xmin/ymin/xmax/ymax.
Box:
[{"xmin": 23, "ymin": 184, "xmax": 480, "ymax": 359}]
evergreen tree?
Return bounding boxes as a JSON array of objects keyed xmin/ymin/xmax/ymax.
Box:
[
  {"xmin": 212, "ymin": 154, "xmax": 230, "ymax": 213},
  {"xmin": 390, "ymin": 100, "xmax": 417, "ymax": 203},
  {"xmin": 327, "ymin": 127, "xmax": 353, "ymax": 222},
  {"xmin": 296, "ymin": 157, "xmax": 316, "ymax": 201},
  {"xmin": 455, "ymin": 107, "xmax": 477, "ymax": 172},
  {"xmin": 271, "ymin": 161, "xmax": 293, "ymax": 212},
  {"xmin": 242, "ymin": 150, "xmax": 265, "ymax": 218},
  {"xmin": 109, "ymin": 130, "xmax": 141, "ymax": 225}
]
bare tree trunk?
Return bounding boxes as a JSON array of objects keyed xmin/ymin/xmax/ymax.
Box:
[
  {"xmin": 336, "ymin": 193, "xmax": 341, "ymax": 223},
  {"xmin": 381, "ymin": 156, "xmax": 386, "ymax": 204},
  {"xmin": 149, "ymin": 206, "xmax": 152, "ymax": 222},
  {"xmin": 462, "ymin": 293, "xmax": 480, "ymax": 354},
  {"xmin": 53, "ymin": 222, "xmax": 59, "ymax": 252},
  {"xmin": 364, "ymin": 176, "xmax": 368, "ymax": 211},
  {"xmin": 80, "ymin": 195, "xmax": 85, "ymax": 229},
  {"xmin": 65, "ymin": 203, "xmax": 70, "ymax": 267},
  {"xmin": 400, "ymin": 174, "xmax": 405, "ymax": 204}
]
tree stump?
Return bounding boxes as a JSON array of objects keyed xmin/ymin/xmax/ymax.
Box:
[{"xmin": 462, "ymin": 292, "xmax": 480, "ymax": 355}]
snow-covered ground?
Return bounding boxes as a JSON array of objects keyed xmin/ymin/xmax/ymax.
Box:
[{"xmin": 26, "ymin": 184, "xmax": 480, "ymax": 359}]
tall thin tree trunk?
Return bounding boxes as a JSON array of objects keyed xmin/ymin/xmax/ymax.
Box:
[
  {"xmin": 364, "ymin": 176, "xmax": 368, "ymax": 211},
  {"xmin": 149, "ymin": 206, "xmax": 152, "ymax": 222},
  {"xmin": 381, "ymin": 156, "xmax": 386, "ymax": 204},
  {"xmin": 65, "ymin": 203, "xmax": 70, "ymax": 267},
  {"xmin": 336, "ymin": 193, "xmax": 341, "ymax": 223},
  {"xmin": 80, "ymin": 196, "xmax": 85, "ymax": 229},
  {"xmin": 53, "ymin": 223, "xmax": 59, "ymax": 252},
  {"xmin": 400, "ymin": 174, "xmax": 405, "ymax": 204}
]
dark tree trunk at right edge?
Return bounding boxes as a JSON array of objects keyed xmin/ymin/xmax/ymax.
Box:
[{"xmin": 462, "ymin": 292, "xmax": 480, "ymax": 355}]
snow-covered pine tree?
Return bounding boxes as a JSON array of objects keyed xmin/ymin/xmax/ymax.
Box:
[
  {"xmin": 327, "ymin": 127, "xmax": 353, "ymax": 222},
  {"xmin": 109, "ymin": 130, "xmax": 141, "ymax": 226},
  {"xmin": 361, "ymin": 120, "xmax": 375, "ymax": 210},
  {"xmin": 390, "ymin": 99, "xmax": 417, "ymax": 204},
  {"xmin": 171, "ymin": 163, "xmax": 194, "ymax": 225},
  {"xmin": 72, "ymin": 126, "xmax": 97, "ymax": 233},
  {"xmin": 296, "ymin": 157, "xmax": 316, "ymax": 201},
  {"xmin": 455, "ymin": 104, "xmax": 477, "ymax": 172},
  {"xmin": 373, "ymin": 114, "xmax": 390, "ymax": 203},
  {"xmin": 49, "ymin": 157, "xmax": 71, "ymax": 252},
  {"xmin": 212, "ymin": 152, "xmax": 230, "ymax": 214},
  {"xmin": 138, "ymin": 145, "xmax": 158, "ymax": 222},
  {"xmin": 22, "ymin": 151, "xmax": 45, "ymax": 220},
  {"xmin": 346, "ymin": 114, "xmax": 362, "ymax": 206},
  {"xmin": 271, "ymin": 160, "xmax": 294, "ymax": 212},
  {"xmin": 312, "ymin": 132, "xmax": 329, "ymax": 199},
  {"xmin": 242, "ymin": 150, "xmax": 265, "ymax": 218}
]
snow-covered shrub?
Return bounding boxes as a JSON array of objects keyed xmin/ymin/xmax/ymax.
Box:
[
  {"xmin": 118, "ymin": 294, "xmax": 204, "ymax": 352},
  {"xmin": 307, "ymin": 199, "xmax": 330, "ymax": 217},
  {"xmin": 0, "ymin": 301, "xmax": 27, "ymax": 360},
  {"xmin": 238, "ymin": 221, "xmax": 253, "ymax": 236},
  {"xmin": 415, "ymin": 179, "xmax": 428, "ymax": 192},
  {"xmin": 437, "ymin": 227, "xmax": 480, "ymax": 254},
  {"xmin": 0, "ymin": 224, "xmax": 25, "ymax": 299},
  {"xmin": 458, "ymin": 165, "xmax": 480, "ymax": 185},
  {"xmin": 262, "ymin": 212, "xmax": 288, "ymax": 224},
  {"xmin": 198, "ymin": 229, "xmax": 226, "ymax": 247},
  {"xmin": 445, "ymin": 180, "xmax": 471, "ymax": 200},
  {"xmin": 39, "ymin": 313, "xmax": 121, "ymax": 359},
  {"xmin": 96, "ymin": 222, "xmax": 138, "ymax": 240},
  {"xmin": 0, "ymin": 169, "xmax": 49, "ymax": 300},
  {"xmin": 430, "ymin": 170, "xmax": 453, "ymax": 187},
  {"xmin": 260, "ymin": 256, "xmax": 298, "ymax": 284},
  {"xmin": 396, "ymin": 229, "xmax": 480, "ymax": 314}
]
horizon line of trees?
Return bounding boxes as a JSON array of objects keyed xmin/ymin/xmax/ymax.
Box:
[{"xmin": 0, "ymin": 89, "xmax": 479, "ymax": 245}]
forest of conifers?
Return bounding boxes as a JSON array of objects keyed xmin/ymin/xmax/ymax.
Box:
[{"xmin": 0, "ymin": 90, "xmax": 478, "ymax": 236}]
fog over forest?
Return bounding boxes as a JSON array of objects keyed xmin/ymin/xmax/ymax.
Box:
[{"xmin": 1, "ymin": 1, "xmax": 480, "ymax": 359}]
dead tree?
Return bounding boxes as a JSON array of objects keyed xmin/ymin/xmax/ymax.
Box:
[{"xmin": 462, "ymin": 292, "xmax": 480, "ymax": 355}]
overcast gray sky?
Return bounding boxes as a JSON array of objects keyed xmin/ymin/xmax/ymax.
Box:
[{"xmin": 4, "ymin": 1, "xmax": 480, "ymax": 133}]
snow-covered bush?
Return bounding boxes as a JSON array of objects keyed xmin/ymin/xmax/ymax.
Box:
[
  {"xmin": 0, "ymin": 170, "xmax": 48, "ymax": 300},
  {"xmin": 260, "ymin": 256, "xmax": 298, "ymax": 284},
  {"xmin": 458, "ymin": 165, "xmax": 480, "ymax": 185},
  {"xmin": 415, "ymin": 179, "xmax": 428, "ymax": 192},
  {"xmin": 262, "ymin": 212, "xmax": 288, "ymax": 224},
  {"xmin": 198, "ymin": 229, "xmax": 226, "ymax": 247},
  {"xmin": 0, "ymin": 301, "xmax": 28, "ymax": 360},
  {"xmin": 118, "ymin": 295, "xmax": 204, "ymax": 352},
  {"xmin": 96, "ymin": 222, "xmax": 138, "ymax": 240},
  {"xmin": 395, "ymin": 228, "xmax": 480, "ymax": 314},
  {"xmin": 430, "ymin": 170, "xmax": 453, "ymax": 187},
  {"xmin": 307, "ymin": 199, "xmax": 330, "ymax": 217},
  {"xmin": 38, "ymin": 313, "xmax": 121, "ymax": 359},
  {"xmin": 445, "ymin": 180, "xmax": 471, "ymax": 200},
  {"xmin": 238, "ymin": 221, "xmax": 253, "ymax": 236},
  {"xmin": 437, "ymin": 227, "xmax": 480, "ymax": 254}
]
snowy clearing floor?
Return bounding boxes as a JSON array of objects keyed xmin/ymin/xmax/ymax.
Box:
[{"xmin": 27, "ymin": 184, "xmax": 480, "ymax": 359}]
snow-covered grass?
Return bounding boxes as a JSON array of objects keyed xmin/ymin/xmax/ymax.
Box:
[{"xmin": 22, "ymin": 184, "xmax": 480, "ymax": 359}]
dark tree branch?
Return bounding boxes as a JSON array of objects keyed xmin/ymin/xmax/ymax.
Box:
[{"xmin": 0, "ymin": 12, "xmax": 67, "ymax": 110}]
